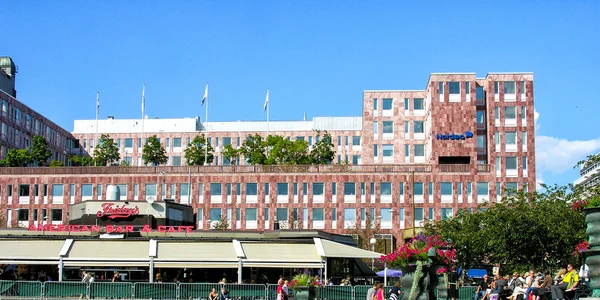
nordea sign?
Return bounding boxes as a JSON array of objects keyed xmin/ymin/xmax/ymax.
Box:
[{"xmin": 436, "ymin": 131, "xmax": 474, "ymax": 141}]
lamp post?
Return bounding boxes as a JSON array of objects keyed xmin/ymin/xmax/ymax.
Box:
[{"xmin": 370, "ymin": 237, "xmax": 377, "ymax": 269}]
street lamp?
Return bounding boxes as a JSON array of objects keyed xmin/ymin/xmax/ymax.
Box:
[{"xmin": 370, "ymin": 237, "xmax": 377, "ymax": 269}]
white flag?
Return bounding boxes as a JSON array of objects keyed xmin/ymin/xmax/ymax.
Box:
[
  {"xmin": 201, "ymin": 83, "xmax": 208, "ymax": 106},
  {"xmin": 264, "ymin": 88, "xmax": 269, "ymax": 112},
  {"xmin": 141, "ymin": 84, "xmax": 146, "ymax": 117},
  {"xmin": 96, "ymin": 92, "xmax": 100, "ymax": 117}
]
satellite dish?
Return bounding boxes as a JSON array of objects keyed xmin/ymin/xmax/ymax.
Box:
[{"xmin": 147, "ymin": 197, "xmax": 155, "ymax": 204}]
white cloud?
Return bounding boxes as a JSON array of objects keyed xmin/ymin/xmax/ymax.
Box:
[
  {"xmin": 535, "ymin": 174, "xmax": 544, "ymax": 190},
  {"xmin": 534, "ymin": 110, "xmax": 600, "ymax": 174}
]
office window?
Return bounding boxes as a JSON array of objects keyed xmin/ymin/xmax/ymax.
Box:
[
  {"xmin": 382, "ymin": 121, "xmax": 393, "ymax": 134},
  {"xmin": 476, "ymin": 86, "xmax": 484, "ymax": 99},
  {"xmin": 439, "ymin": 82, "xmax": 444, "ymax": 94},
  {"xmin": 505, "ymin": 106, "xmax": 516, "ymax": 119},
  {"xmin": 18, "ymin": 184, "xmax": 29, "ymax": 197},
  {"xmin": 414, "ymin": 98, "xmax": 424, "ymax": 110},
  {"xmin": 313, "ymin": 183, "xmax": 324, "ymax": 196},
  {"xmin": 414, "ymin": 144, "xmax": 425, "ymax": 156},
  {"xmin": 380, "ymin": 208, "xmax": 392, "ymax": 222},
  {"xmin": 277, "ymin": 183, "xmax": 288, "ymax": 195},
  {"xmin": 33, "ymin": 209, "xmax": 38, "ymax": 221},
  {"xmin": 246, "ymin": 183, "xmax": 257, "ymax": 196},
  {"xmin": 222, "ymin": 137, "xmax": 231, "ymax": 146},
  {"xmin": 520, "ymin": 81, "xmax": 526, "ymax": 94},
  {"xmin": 398, "ymin": 183, "xmax": 404, "ymax": 195},
  {"xmin": 293, "ymin": 183, "xmax": 298, "ymax": 196},
  {"xmin": 332, "ymin": 182, "xmax": 337, "ymax": 195},
  {"xmin": 428, "ymin": 208, "xmax": 434, "ymax": 220},
  {"xmin": 179, "ymin": 183, "xmax": 189, "ymax": 197},
  {"xmin": 428, "ymin": 182, "xmax": 433, "ymax": 195},
  {"xmin": 343, "ymin": 183, "xmax": 356, "ymax": 196},
  {"xmin": 382, "ymin": 145, "xmax": 393, "ymax": 157},
  {"xmin": 337, "ymin": 136, "xmax": 341, "ymax": 146},
  {"xmin": 504, "ymin": 81, "xmax": 516, "ymax": 94},
  {"xmin": 51, "ymin": 209, "xmax": 62, "ymax": 221},
  {"xmin": 441, "ymin": 182, "xmax": 452, "ymax": 196},
  {"xmin": 264, "ymin": 183, "xmax": 269, "ymax": 195},
  {"xmin": 477, "ymin": 136, "xmax": 485, "ymax": 148},
  {"xmin": 477, "ymin": 111, "xmax": 485, "ymax": 124},
  {"xmin": 210, "ymin": 208, "xmax": 221, "ymax": 221},
  {"xmin": 496, "ymin": 183, "xmax": 502, "ymax": 196},
  {"xmin": 352, "ymin": 155, "xmax": 361, "ymax": 165},
  {"xmin": 496, "ymin": 157, "xmax": 501, "ymax": 171},
  {"xmin": 414, "ymin": 208, "xmax": 424, "ymax": 221},
  {"xmin": 124, "ymin": 138, "xmax": 133, "ymax": 148},
  {"xmin": 449, "ymin": 82, "xmax": 460, "ymax": 94},
  {"xmin": 494, "ymin": 82, "xmax": 499, "ymax": 94},
  {"xmin": 352, "ymin": 136, "xmax": 361, "ymax": 146},
  {"xmin": 414, "ymin": 121, "xmax": 424, "ymax": 133},
  {"xmin": 210, "ymin": 183, "xmax": 221, "ymax": 196},
  {"xmin": 373, "ymin": 145, "xmax": 378, "ymax": 157},
  {"xmin": 477, "ymin": 182, "xmax": 489, "ymax": 196},
  {"xmin": 382, "ymin": 98, "xmax": 393, "ymax": 111},
  {"xmin": 522, "ymin": 131, "xmax": 527, "ymax": 146},
  {"xmin": 522, "ymin": 157, "xmax": 528, "ymax": 170},
  {"xmin": 313, "ymin": 208, "xmax": 324, "ymax": 221},
  {"xmin": 404, "ymin": 98, "xmax": 409, "ymax": 110},
  {"xmin": 381, "ymin": 182, "xmax": 392, "ymax": 195},
  {"xmin": 506, "ymin": 157, "xmax": 517, "ymax": 170},
  {"xmin": 521, "ymin": 106, "xmax": 526, "ymax": 121},
  {"xmin": 494, "ymin": 107, "xmax": 500, "ymax": 122},
  {"xmin": 414, "ymin": 182, "xmax": 423, "ymax": 195},
  {"xmin": 172, "ymin": 156, "xmax": 181, "ymax": 166},
  {"xmin": 506, "ymin": 182, "xmax": 518, "ymax": 191},
  {"xmin": 399, "ymin": 208, "xmax": 404, "ymax": 221},
  {"xmin": 404, "ymin": 121, "xmax": 409, "ymax": 134},
  {"xmin": 332, "ymin": 208, "xmax": 337, "ymax": 221},
  {"xmin": 308, "ymin": 136, "xmax": 313, "ymax": 146},
  {"xmin": 373, "ymin": 122, "xmax": 378, "ymax": 135},
  {"xmin": 344, "ymin": 208, "xmax": 356, "ymax": 222},
  {"xmin": 506, "ymin": 132, "xmax": 516, "ymax": 145},
  {"xmin": 18, "ymin": 209, "xmax": 29, "ymax": 221},
  {"xmin": 276, "ymin": 208, "xmax": 288, "ymax": 221},
  {"xmin": 245, "ymin": 208, "xmax": 257, "ymax": 221},
  {"xmin": 52, "ymin": 184, "xmax": 63, "ymax": 197},
  {"xmin": 165, "ymin": 138, "xmax": 170, "ymax": 148},
  {"xmin": 441, "ymin": 208, "xmax": 453, "ymax": 220},
  {"xmin": 226, "ymin": 183, "xmax": 232, "ymax": 196},
  {"xmin": 235, "ymin": 183, "xmax": 241, "ymax": 196},
  {"xmin": 82, "ymin": 184, "xmax": 93, "ymax": 197},
  {"xmin": 465, "ymin": 82, "xmax": 470, "ymax": 93},
  {"xmin": 467, "ymin": 182, "xmax": 472, "ymax": 195},
  {"xmin": 457, "ymin": 182, "xmax": 463, "ymax": 196},
  {"xmin": 404, "ymin": 144, "xmax": 410, "ymax": 157},
  {"xmin": 373, "ymin": 98, "xmax": 378, "ymax": 111}
]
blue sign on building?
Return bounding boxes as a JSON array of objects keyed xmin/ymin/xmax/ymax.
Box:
[{"xmin": 436, "ymin": 131, "xmax": 473, "ymax": 140}]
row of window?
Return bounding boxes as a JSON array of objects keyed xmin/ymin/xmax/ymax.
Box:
[
  {"xmin": 6, "ymin": 181, "xmax": 526, "ymax": 198},
  {"xmin": 373, "ymin": 98, "xmax": 425, "ymax": 112},
  {"xmin": 14, "ymin": 208, "xmax": 63, "ymax": 222},
  {"xmin": 437, "ymin": 81, "xmax": 526, "ymax": 96},
  {"xmin": 373, "ymin": 121, "xmax": 427, "ymax": 135},
  {"xmin": 374, "ymin": 144, "xmax": 425, "ymax": 158}
]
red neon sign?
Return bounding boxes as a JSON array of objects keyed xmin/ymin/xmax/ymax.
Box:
[
  {"xmin": 96, "ymin": 203, "xmax": 140, "ymax": 219},
  {"xmin": 27, "ymin": 224, "xmax": 194, "ymax": 233}
]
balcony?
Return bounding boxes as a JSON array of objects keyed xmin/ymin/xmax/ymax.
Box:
[
  {"xmin": 477, "ymin": 164, "xmax": 491, "ymax": 172},
  {"xmin": 438, "ymin": 164, "xmax": 471, "ymax": 173}
]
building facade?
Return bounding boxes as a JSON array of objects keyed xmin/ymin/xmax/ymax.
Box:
[
  {"xmin": 0, "ymin": 71, "xmax": 536, "ymax": 243},
  {"xmin": 574, "ymin": 153, "xmax": 600, "ymax": 190}
]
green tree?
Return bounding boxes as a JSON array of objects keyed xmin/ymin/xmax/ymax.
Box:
[
  {"xmin": 239, "ymin": 134, "xmax": 267, "ymax": 165},
  {"xmin": 142, "ymin": 135, "xmax": 168, "ymax": 166},
  {"xmin": 212, "ymin": 216, "xmax": 230, "ymax": 230},
  {"xmin": 2, "ymin": 149, "xmax": 32, "ymax": 167},
  {"xmin": 221, "ymin": 144, "xmax": 240, "ymax": 165},
  {"xmin": 93, "ymin": 134, "xmax": 120, "ymax": 166},
  {"xmin": 71, "ymin": 155, "xmax": 95, "ymax": 166},
  {"xmin": 265, "ymin": 135, "xmax": 311, "ymax": 165},
  {"xmin": 30, "ymin": 135, "xmax": 52, "ymax": 166},
  {"xmin": 49, "ymin": 160, "xmax": 64, "ymax": 167},
  {"xmin": 184, "ymin": 134, "xmax": 214, "ymax": 166},
  {"xmin": 309, "ymin": 130, "xmax": 335, "ymax": 165},
  {"xmin": 425, "ymin": 185, "xmax": 586, "ymax": 274}
]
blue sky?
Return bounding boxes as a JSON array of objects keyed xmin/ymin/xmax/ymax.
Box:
[{"xmin": 4, "ymin": 1, "xmax": 600, "ymax": 187}]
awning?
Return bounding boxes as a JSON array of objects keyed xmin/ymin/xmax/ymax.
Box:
[
  {"xmin": 318, "ymin": 239, "xmax": 382, "ymax": 259},
  {"xmin": 241, "ymin": 242, "xmax": 323, "ymax": 268},
  {"xmin": 0, "ymin": 240, "xmax": 64, "ymax": 264},
  {"xmin": 63, "ymin": 240, "xmax": 150, "ymax": 267},
  {"xmin": 154, "ymin": 242, "xmax": 238, "ymax": 268}
]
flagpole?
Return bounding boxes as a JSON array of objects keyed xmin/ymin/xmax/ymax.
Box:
[
  {"xmin": 266, "ymin": 88, "xmax": 270, "ymax": 139},
  {"xmin": 95, "ymin": 92, "xmax": 99, "ymax": 166},
  {"xmin": 141, "ymin": 84, "xmax": 145, "ymax": 166},
  {"xmin": 205, "ymin": 83, "xmax": 209, "ymax": 166}
]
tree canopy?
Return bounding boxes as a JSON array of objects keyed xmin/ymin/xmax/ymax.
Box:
[
  {"xmin": 30, "ymin": 135, "xmax": 52, "ymax": 166},
  {"xmin": 1, "ymin": 149, "xmax": 32, "ymax": 167},
  {"xmin": 93, "ymin": 134, "xmax": 120, "ymax": 166},
  {"xmin": 424, "ymin": 185, "xmax": 586, "ymax": 274},
  {"xmin": 184, "ymin": 134, "xmax": 214, "ymax": 166},
  {"xmin": 142, "ymin": 135, "xmax": 167, "ymax": 166}
]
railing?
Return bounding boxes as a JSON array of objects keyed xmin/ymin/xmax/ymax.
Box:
[
  {"xmin": 477, "ymin": 164, "xmax": 491, "ymax": 172},
  {"xmin": 438, "ymin": 164, "xmax": 472, "ymax": 173},
  {"xmin": 0, "ymin": 280, "xmax": 481, "ymax": 300},
  {"xmin": 476, "ymin": 122, "xmax": 486, "ymax": 130},
  {"xmin": 0, "ymin": 164, "xmax": 434, "ymax": 175},
  {"xmin": 475, "ymin": 98, "xmax": 486, "ymax": 106}
]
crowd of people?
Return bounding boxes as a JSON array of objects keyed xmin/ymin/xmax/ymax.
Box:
[{"xmin": 465, "ymin": 264, "xmax": 589, "ymax": 300}]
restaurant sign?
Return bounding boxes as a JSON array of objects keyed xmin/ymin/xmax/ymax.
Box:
[
  {"xmin": 27, "ymin": 224, "xmax": 194, "ymax": 233},
  {"xmin": 96, "ymin": 203, "xmax": 140, "ymax": 219}
]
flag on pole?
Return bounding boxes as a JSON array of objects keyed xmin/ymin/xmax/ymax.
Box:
[
  {"xmin": 141, "ymin": 84, "xmax": 146, "ymax": 117},
  {"xmin": 96, "ymin": 92, "xmax": 100, "ymax": 117},
  {"xmin": 201, "ymin": 83, "xmax": 208, "ymax": 106},
  {"xmin": 264, "ymin": 88, "xmax": 269, "ymax": 112}
]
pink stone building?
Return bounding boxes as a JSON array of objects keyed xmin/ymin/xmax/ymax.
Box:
[{"xmin": 0, "ymin": 72, "xmax": 535, "ymax": 248}]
